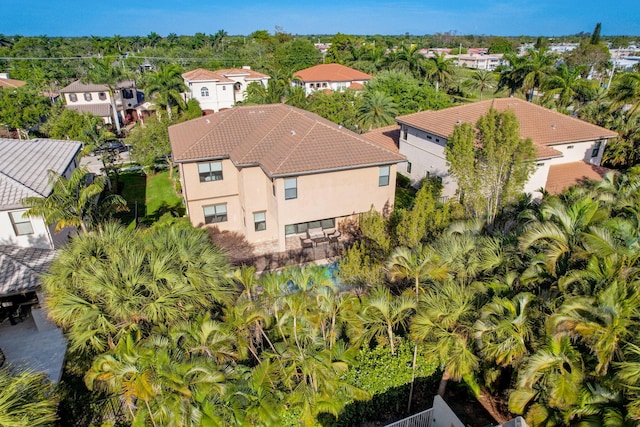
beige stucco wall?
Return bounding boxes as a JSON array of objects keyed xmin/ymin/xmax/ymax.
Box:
[{"xmin": 181, "ymin": 159, "xmax": 397, "ymax": 254}]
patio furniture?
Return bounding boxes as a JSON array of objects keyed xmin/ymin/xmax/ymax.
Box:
[
  {"xmin": 307, "ymin": 228, "xmax": 324, "ymax": 240},
  {"xmin": 300, "ymin": 236, "xmax": 314, "ymax": 249},
  {"xmin": 328, "ymin": 230, "xmax": 341, "ymax": 243}
]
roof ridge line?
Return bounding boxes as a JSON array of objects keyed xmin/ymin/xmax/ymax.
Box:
[
  {"xmin": 270, "ymin": 108, "xmax": 315, "ymax": 173},
  {"xmin": 0, "ymin": 170, "xmax": 43, "ymax": 198},
  {"xmin": 181, "ymin": 109, "xmax": 243, "ymax": 159}
]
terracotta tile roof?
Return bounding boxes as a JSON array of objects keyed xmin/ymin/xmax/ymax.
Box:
[
  {"xmin": 348, "ymin": 82, "xmax": 365, "ymax": 90},
  {"xmin": 169, "ymin": 104, "xmax": 405, "ymax": 177},
  {"xmin": 182, "ymin": 68, "xmax": 270, "ymax": 83},
  {"xmin": 396, "ymin": 98, "xmax": 617, "ymax": 160},
  {"xmin": 60, "ymin": 80, "xmax": 135, "ymax": 93},
  {"xmin": 545, "ymin": 161, "xmax": 610, "ymax": 194},
  {"xmin": 294, "ymin": 64, "xmax": 373, "ymax": 83},
  {"xmin": 0, "ymin": 245, "xmax": 57, "ymax": 296},
  {"xmin": 0, "ymin": 77, "xmax": 26, "ymax": 88},
  {"xmin": 363, "ymin": 125, "xmax": 401, "ymax": 152}
]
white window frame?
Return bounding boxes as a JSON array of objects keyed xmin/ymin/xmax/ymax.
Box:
[
  {"xmin": 284, "ymin": 178, "xmax": 297, "ymax": 200},
  {"xmin": 198, "ymin": 162, "xmax": 223, "ymax": 182},
  {"xmin": 201, "ymin": 87, "xmax": 209, "ymax": 97},
  {"xmin": 203, "ymin": 204, "xmax": 227, "ymax": 224},
  {"xmin": 254, "ymin": 212, "xmax": 266, "ymax": 231},
  {"xmin": 9, "ymin": 211, "xmax": 34, "ymax": 236},
  {"xmin": 379, "ymin": 166, "xmax": 390, "ymax": 187}
]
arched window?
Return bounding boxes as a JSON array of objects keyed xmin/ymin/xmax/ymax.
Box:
[
  {"xmin": 201, "ymin": 87, "xmax": 209, "ymax": 97},
  {"xmin": 234, "ymin": 82, "xmax": 242, "ymax": 91}
]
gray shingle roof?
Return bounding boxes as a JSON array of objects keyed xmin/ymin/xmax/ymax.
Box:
[
  {"xmin": 60, "ymin": 80, "xmax": 136, "ymax": 93},
  {"xmin": 66, "ymin": 103, "xmax": 112, "ymax": 118},
  {"xmin": 0, "ymin": 245, "xmax": 57, "ymax": 296},
  {"xmin": 0, "ymin": 138, "xmax": 82, "ymax": 209}
]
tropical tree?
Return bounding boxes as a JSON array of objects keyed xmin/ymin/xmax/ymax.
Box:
[
  {"xmin": 425, "ymin": 52, "xmax": 455, "ymax": 92},
  {"xmin": 609, "ymin": 72, "xmax": 640, "ymax": 116},
  {"xmin": 412, "ymin": 280, "xmax": 480, "ymax": 397},
  {"xmin": 22, "ymin": 166, "xmax": 126, "ymax": 233},
  {"xmin": 464, "ymin": 69, "xmax": 496, "ymax": 100},
  {"xmin": 542, "ymin": 64, "xmax": 595, "ymax": 110},
  {"xmin": 358, "ymin": 285, "xmax": 415, "ymax": 355},
  {"xmin": 0, "ymin": 368, "xmax": 58, "ymax": 427},
  {"xmin": 85, "ymin": 57, "xmax": 129, "ymax": 133},
  {"xmin": 0, "ymin": 86, "xmax": 51, "ymax": 139},
  {"xmin": 521, "ymin": 47, "xmax": 556, "ymax": 102},
  {"xmin": 42, "ymin": 223, "xmax": 233, "ymax": 356},
  {"xmin": 145, "ymin": 63, "xmax": 187, "ymax": 121},
  {"xmin": 356, "ymin": 90, "xmax": 398, "ymax": 131}
]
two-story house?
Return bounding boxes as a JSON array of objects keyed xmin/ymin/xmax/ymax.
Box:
[
  {"xmin": 182, "ymin": 67, "xmax": 270, "ymax": 113},
  {"xmin": 293, "ymin": 64, "xmax": 372, "ymax": 96},
  {"xmin": 169, "ymin": 104, "xmax": 405, "ymax": 255},
  {"xmin": 59, "ymin": 80, "xmax": 145, "ymax": 126},
  {"xmin": 394, "ymin": 98, "xmax": 618, "ymax": 198}
]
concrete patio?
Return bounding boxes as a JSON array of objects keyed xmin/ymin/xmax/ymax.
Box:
[{"xmin": 0, "ymin": 311, "xmax": 66, "ymax": 383}]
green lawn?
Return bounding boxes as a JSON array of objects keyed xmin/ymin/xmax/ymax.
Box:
[{"xmin": 117, "ymin": 170, "xmax": 184, "ymax": 225}]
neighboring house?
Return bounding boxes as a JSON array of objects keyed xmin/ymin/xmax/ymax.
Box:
[
  {"xmin": 0, "ymin": 73, "xmax": 26, "ymax": 89},
  {"xmin": 394, "ymin": 98, "xmax": 618, "ymax": 198},
  {"xmin": 293, "ymin": 64, "xmax": 372, "ymax": 95},
  {"xmin": 0, "ymin": 138, "xmax": 82, "ymax": 250},
  {"xmin": 59, "ymin": 80, "xmax": 146, "ymax": 124},
  {"xmin": 169, "ymin": 104, "xmax": 405, "ymax": 255},
  {"xmin": 455, "ymin": 53, "xmax": 504, "ymax": 70},
  {"xmin": 182, "ymin": 67, "xmax": 270, "ymax": 113}
]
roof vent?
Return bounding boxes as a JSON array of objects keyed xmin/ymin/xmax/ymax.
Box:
[
  {"xmin": 338, "ymin": 125, "xmax": 343, "ymax": 129},
  {"xmin": 456, "ymin": 119, "xmax": 462, "ymax": 124},
  {"xmin": 205, "ymin": 119, "xmax": 210, "ymax": 124},
  {"xmin": 551, "ymin": 124, "xmax": 556, "ymax": 130},
  {"xmin": 290, "ymin": 130, "xmax": 296, "ymax": 135}
]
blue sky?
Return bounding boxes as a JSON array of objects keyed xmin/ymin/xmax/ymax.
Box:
[{"xmin": 4, "ymin": 0, "xmax": 639, "ymax": 37}]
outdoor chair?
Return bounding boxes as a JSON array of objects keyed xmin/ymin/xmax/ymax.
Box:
[
  {"xmin": 328, "ymin": 230, "xmax": 341, "ymax": 243},
  {"xmin": 300, "ymin": 236, "xmax": 314, "ymax": 249}
]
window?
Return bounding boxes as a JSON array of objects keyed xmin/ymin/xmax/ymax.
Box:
[
  {"xmin": 285, "ymin": 218, "xmax": 335, "ymax": 235},
  {"xmin": 254, "ymin": 212, "xmax": 266, "ymax": 231},
  {"xmin": 201, "ymin": 87, "xmax": 209, "ymax": 97},
  {"xmin": 402, "ymin": 126, "xmax": 408, "ymax": 140},
  {"xmin": 435, "ymin": 138, "xmax": 440, "ymax": 142},
  {"xmin": 99, "ymin": 92, "xmax": 107, "ymax": 100},
  {"xmin": 69, "ymin": 93, "xmax": 77, "ymax": 102},
  {"xmin": 84, "ymin": 93, "xmax": 92, "ymax": 101},
  {"xmin": 222, "ymin": 86, "xmax": 226, "ymax": 91},
  {"xmin": 198, "ymin": 162, "xmax": 223, "ymax": 182},
  {"xmin": 234, "ymin": 82, "xmax": 242, "ymax": 91},
  {"xmin": 407, "ymin": 162, "xmax": 412, "ymax": 174},
  {"xmin": 379, "ymin": 166, "xmax": 390, "ymax": 187},
  {"xmin": 536, "ymin": 162, "xmax": 545, "ymax": 167},
  {"xmin": 284, "ymin": 178, "xmax": 297, "ymax": 200},
  {"xmin": 567, "ymin": 145, "xmax": 574, "ymax": 149},
  {"xmin": 427, "ymin": 135, "xmax": 432, "ymax": 140},
  {"xmin": 591, "ymin": 141, "xmax": 602, "ymax": 158},
  {"xmin": 10, "ymin": 211, "xmax": 34, "ymax": 236},
  {"xmin": 203, "ymin": 204, "xmax": 227, "ymax": 224}
]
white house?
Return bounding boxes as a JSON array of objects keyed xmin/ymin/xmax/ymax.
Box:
[
  {"xmin": 293, "ymin": 64, "xmax": 372, "ymax": 96},
  {"xmin": 393, "ymin": 98, "xmax": 618, "ymax": 198},
  {"xmin": 59, "ymin": 80, "xmax": 146, "ymax": 125},
  {"xmin": 182, "ymin": 67, "xmax": 270, "ymax": 113},
  {"xmin": 0, "ymin": 138, "xmax": 82, "ymax": 249}
]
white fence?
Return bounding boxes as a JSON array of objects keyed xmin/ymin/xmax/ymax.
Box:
[{"xmin": 385, "ymin": 408, "xmax": 433, "ymax": 427}]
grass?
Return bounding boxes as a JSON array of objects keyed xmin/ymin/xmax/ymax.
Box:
[{"xmin": 116, "ymin": 169, "xmax": 184, "ymax": 225}]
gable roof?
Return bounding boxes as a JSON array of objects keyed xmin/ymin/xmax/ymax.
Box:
[
  {"xmin": 60, "ymin": 80, "xmax": 136, "ymax": 93},
  {"xmin": 545, "ymin": 161, "xmax": 610, "ymax": 194},
  {"xmin": 0, "ymin": 77, "xmax": 26, "ymax": 89},
  {"xmin": 66, "ymin": 103, "xmax": 113, "ymax": 117},
  {"xmin": 363, "ymin": 125, "xmax": 401, "ymax": 152},
  {"xmin": 0, "ymin": 245, "xmax": 57, "ymax": 296},
  {"xmin": 182, "ymin": 68, "xmax": 270, "ymax": 83},
  {"xmin": 396, "ymin": 98, "xmax": 618, "ymax": 159},
  {"xmin": 294, "ymin": 64, "xmax": 373, "ymax": 83},
  {"xmin": 169, "ymin": 104, "xmax": 405, "ymax": 177},
  {"xmin": 0, "ymin": 138, "xmax": 82, "ymax": 209}
]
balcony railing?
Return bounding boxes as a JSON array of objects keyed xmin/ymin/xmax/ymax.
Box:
[{"xmin": 385, "ymin": 408, "xmax": 433, "ymax": 427}]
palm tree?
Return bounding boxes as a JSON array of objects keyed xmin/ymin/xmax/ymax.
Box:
[
  {"xmin": 411, "ymin": 280, "xmax": 480, "ymax": 396},
  {"xmin": 357, "ymin": 90, "xmax": 398, "ymax": 131},
  {"xmin": 145, "ymin": 63, "xmax": 187, "ymax": 121},
  {"xmin": 358, "ymin": 285, "xmax": 415, "ymax": 355},
  {"xmin": 549, "ymin": 281, "xmax": 639, "ymax": 375},
  {"xmin": 425, "ymin": 52, "xmax": 455, "ymax": 92},
  {"xmin": 521, "ymin": 47, "xmax": 556, "ymax": 102},
  {"xmin": 465, "ymin": 70, "xmax": 496, "ymax": 100},
  {"xmin": 42, "ymin": 223, "xmax": 233, "ymax": 356},
  {"xmin": 509, "ymin": 336, "xmax": 585, "ymax": 426},
  {"xmin": 496, "ymin": 53, "xmax": 527, "ymax": 97},
  {"xmin": 85, "ymin": 57, "xmax": 129, "ymax": 133},
  {"xmin": 609, "ymin": 72, "xmax": 640, "ymax": 116},
  {"xmin": 543, "ymin": 64, "xmax": 594, "ymax": 110},
  {"xmin": 0, "ymin": 368, "xmax": 58, "ymax": 427},
  {"xmin": 22, "ymin": 166, "xmax": 126, "ymax": 233},
  {"xmin": 474, "ymin": 292, "xmax": 536, "ymax": 368}
]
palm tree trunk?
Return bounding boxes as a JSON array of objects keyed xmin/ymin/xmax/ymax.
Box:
[
  {"xmin": 407, "ymin": 342, "xmax": 418, "ymax": 412},
  {"xmin": 437, "ymin": 368, "xmax": 450, "ymax": 397},
  {"xmin": 109, "ymin": 88, "xmax": 122, "ymax": 134},
  {"xmin": 387, "ymin": 322, "xmax": 395, "ymax": 355}
]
